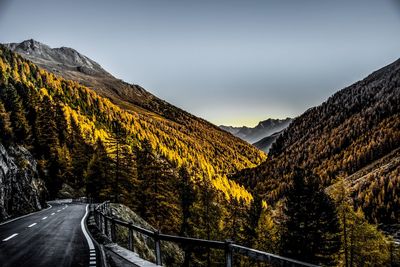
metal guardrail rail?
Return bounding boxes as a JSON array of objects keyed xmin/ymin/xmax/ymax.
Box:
[{"xmin": 93, "ymin": 201, "xmax": 319, "ymax": 267}]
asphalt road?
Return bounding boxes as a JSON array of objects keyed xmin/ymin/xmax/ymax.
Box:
[{"xmin": 0, "ymin": 202, "xmax": 97, "ymax": 267}]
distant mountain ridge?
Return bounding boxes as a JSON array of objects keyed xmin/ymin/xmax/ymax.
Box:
[
  {"xmin": 252, "ymin": 130, "xmax": 284, "ymax": 153},
  {"xmin": 220, "ymin": 118, "xmax": 292, "ymax": 146}
]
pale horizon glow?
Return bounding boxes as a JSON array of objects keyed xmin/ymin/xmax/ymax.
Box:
[{"xmin": 1, "ymin": 0, "xmax": 400, "ymax": 127}]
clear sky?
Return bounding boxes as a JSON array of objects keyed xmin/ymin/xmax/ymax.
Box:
[{"xmin": 1, "ymin": 0, "xmax": 400, "ymax": 126}]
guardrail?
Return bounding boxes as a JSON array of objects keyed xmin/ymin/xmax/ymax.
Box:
[{"xmin": 93, "ymin": 201, "xmax": 319, "ymax": 267}]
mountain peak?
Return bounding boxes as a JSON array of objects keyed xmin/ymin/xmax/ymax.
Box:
[
  {"xmin": 4, "ymin": 39, "xmax": 105, "ymax": 76},
  {"xmin": 17, "ymin": 39, "xmax": 47, "ymax": 50}
]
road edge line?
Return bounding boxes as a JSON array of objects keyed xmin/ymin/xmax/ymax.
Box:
[
  {"xmin": 0, "ymin": 203, "xmax": 52, "ymax": 226},
  {"xmin": 81, "ymin": 204, "xmax": 95, "ymax": 250}
]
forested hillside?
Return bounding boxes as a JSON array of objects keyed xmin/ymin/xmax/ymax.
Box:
[
  {"xmin": 0, "ymin": 44, "xmax": 268, "ymax": 245},
  {"xmin": 234, "ymin": 58, "xmax": 400, "ymax": 223},
  {"xmin": 2, "ymin": 41, "xmax": 399, "ymax": 266},
  {"xmin": 228, "ymin": 58, "xmax": 400, "ymax": 266}
]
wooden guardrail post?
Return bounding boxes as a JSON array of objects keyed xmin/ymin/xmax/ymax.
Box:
[
  {"xmin": 111, "ymin": 218, "xmax": 116, "ymax": 242},
  {"xmin": 154, "ymin": 230, "xmax": 162, "ymax": 266},
  {"xmin": 104, "ymin": 216, "xmax": 109, "ymax": 238},
  {"xmin": 225, "ymin": 239, "xmax": 233, "ymax": 267},
  {"xmin": 128, "ymin": 223, "xmax": 134, "ymax": 251}
]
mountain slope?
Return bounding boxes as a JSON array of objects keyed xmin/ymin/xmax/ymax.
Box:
[
  {"xmin": 4, "ymin": 39, "xmax": 202, "ymax": 124},
  {"xmin": 220, "ymin": 118, "xmax": 292, "ymax": 144},
  {"xmin": 233, "ymin": 58, "xmax": 400, "ymax": 225},
  {"xmin": 252, "ymin": 130, "xmax": 283, "ymax": 153},
  {"xmin": 0, "ymin": 44, "xmax": 266, "ymax": 218}
]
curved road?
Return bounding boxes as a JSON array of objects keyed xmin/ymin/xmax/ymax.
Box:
[{"xmin": 0, "ymin": 202, "xmax": 98, "ymax": 267}]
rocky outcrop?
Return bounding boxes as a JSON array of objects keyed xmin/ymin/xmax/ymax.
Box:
[
  {"xmin": 0, "ymin": 143, "xmax": 46, "ymax": 222},
  {"xmin": 109, "ymin": 203, "xmax": 184, "ymax": 266}
]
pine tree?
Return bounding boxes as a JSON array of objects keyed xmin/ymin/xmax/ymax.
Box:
[
  {"xmin": 0, "ymin": 100, "xmax": 13, "ymax": 143},
  {"xmin": 69, "ymin": 115, "xmax": 93, "ymax": 187},
  {"xmin": 280, "ymin": 168, "xmax": 341, "ymax": 266},
  {"xmin": 105, "ymin": 122, "xmax": 133, "ymax": 203},
  {"xmin": 190, "ymin": 177, "xmax": 223, "ymax": 266},
  {"xmin": 243, "ymin": 194, "xmax": 263, "ymax": 247},
  {"xmin": 85, "ymin": 138, "xmax": 110, "ymax": 201},
  {"xmin": 1, "ymin": 83, "xmax": 30, "ymax": 142},
  {"xmin": 330, "ymin": 178, "xmax": 392, "ymax": 266},
  {"xmin": 54, "ymin": 102, "xmax": 68, "ymax": 145},
  {"xmin": 33, "ymin": 95, "xmax": 67, "ymax": 197},
  {"xmin": 177, "ymin": 167, "xmax": 195, "ymax": 266},
  {"xmin": 178, "ymin": 166, "xmax": 195, "ymax": 237},
  {"xmin": 223, "ymin": 197, "xmax": 247, "ymax": 243},
  {"xmin": 35, "ymin": 95, "xmax": 59, "ymax": 156},
  {"xmin": 135, "ymin": 138, "xmax": 181, "ymax": 233}
]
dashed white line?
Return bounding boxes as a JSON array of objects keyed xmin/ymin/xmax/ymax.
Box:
[
  {"xmin": 51, "ymin": 213, "xmax": 55, "ymax": 216},
  {"xmin": 2, "ymin": 233, "xmax": 18, "ymax": 241},
  {"xmin": 57, "ymin": 210, "xmax": 61, "ymax": 212},
  {"xmin": 42, "ymin": 216, "xmax": 48, "ymax": 220},
  {"xmin": 28, "ymin": 223, "xmax": 37, "ymax": 228},
  {"xmin": 0, "ymin": 203, "xmax": 52, "ymax": 227}
]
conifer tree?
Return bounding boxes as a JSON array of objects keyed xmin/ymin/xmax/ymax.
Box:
[
  {"xmin": 85, "ymin": 138, "xmax": 110, "ymax": 201},
  {"xmin": 135, "ymin": 139, "xmax": 180, "ymax": 232},
  {"xmin": 0, "ymin": 100, "xmax": 13, "ymax": 143},
  {"xmin": 178, "ymin": 166, "xmax": 195, "ymax": 237},
  {"xmin": 280, "ymin": 168, "xmax": 341, "ymax": 266},
  {"xmin": 330, "ymin": 178, "xmax": 392, "ymax": 266},
  {"xmin": 243, "ymin": 194, "xmax": 263, "ymax": 247},
  {"xmin": 105, "ymin": 122, "xmax": 133, "ymax": 203},
  {"xmin": 55, "ymin": 102, "xmax": 68, "ymax": 145},
  {"xmin": 35, "ymin": 95, "xmax": 59, "ymax": 156},
  {"xmin": 177, "ymin": 167, "xmax": 195, "ymax": 266},
  {"xmin": 33, "ymin": 95, "xmax": 67, "ymax": 197},
  {"xmin": 1, "ymin": 83, "xmax": 30, "ymax": 142},
  {"xmin": 190, "ymin": 177, "xmax": 222, "ymax": 266},
  {"xmin": 69, "ymin": 115, "xmax": 93, "ymax": 187}
]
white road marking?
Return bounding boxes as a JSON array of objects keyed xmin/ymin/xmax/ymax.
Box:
[
  {"xmin": 28, "ymin": 223, "xmax": 37, "ymax": 228},
  {"xmin": 42, "ymin": 217, "xmax": 47, "ymax": 220},
  {"xmin": 0, "ymin": 204, "xmax": 52, "ymax": 226},
  {"xmin": 81, "ymin": 205, "xmax": 95, "ymax": 250},
  {"xmin": 51, "ymin": 213, "xmax": 55, "ymax": 216},
  {"xmin": 2, "ymin": 233, "xmax": 18, "ymax": 241},
  {"xmin": 57, "ymin": 210, "xmax": 61, "ymax": 212},
  {"xmin": 81, "ymin": 204, "xmax": 96, "ymax": 266}
]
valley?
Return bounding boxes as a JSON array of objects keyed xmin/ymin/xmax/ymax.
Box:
[{"xmin": 0, "ymin": 41, "xmax": 399, "ymax": 266}]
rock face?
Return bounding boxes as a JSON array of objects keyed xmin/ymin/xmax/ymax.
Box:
[{"xmin": 0, "ymin": 142, "xmax": 46, "ymax": 222}]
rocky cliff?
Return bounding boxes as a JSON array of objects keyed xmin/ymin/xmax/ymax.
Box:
[{"xmin": 0, "ymin": 143, "xmax": 46, "ymax": 222}]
